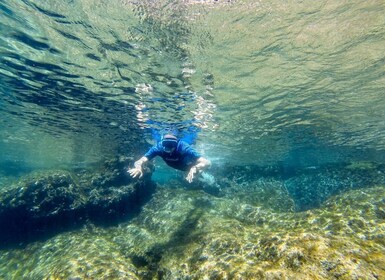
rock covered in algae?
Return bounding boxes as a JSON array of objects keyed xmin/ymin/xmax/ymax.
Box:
[
  {"xmin": 0, "ymin": 171, "xmax": 84, "ymax": 243},
  {"xmin": 0, "ymin": 176, "xmax": 384, "ymax": 279},
  {"xmin": 217, "ymin": 177, "xmax": 295, "ymax": 213},
  {"xmin": 284, "ymin": 164, "xmax": 385, "ymax": 211},
  {"xmin": 0, "ymin": 156, "xmax": 155, "ymax": 245},
  {"xmin": 0, "ymin": 227, "xmax": 141, "ymax": 279},
  {"xmin": 215, "ymin": 162, "xmax": 385, "ymax": 211},
  {"xmin": 130, "ymin": 186, "xmax": 383, "ymax": 279},
  {"xmin": 132, "ymin": 185, "xmax": 384, "ymax": 279}
]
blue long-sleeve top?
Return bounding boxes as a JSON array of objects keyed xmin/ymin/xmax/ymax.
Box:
[{"xmin": 144, "ymin": 140, "xmax": 201, "ymax": 171}]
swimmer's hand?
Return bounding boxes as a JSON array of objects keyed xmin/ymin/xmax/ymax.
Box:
[
  {"xmin": 128, "ymin": 167, "xmax": 143, "ymax": 178},
  {"xmin": 186, "ymin": 166, "xmax": 197, "ymax": 183},
  {"xmin": 186, "ymin": 158, "xmax": 211, "ymax": 183},
  {"xmin": 128, "ymin": 157, "xmax": 148, "ymax": 179}
]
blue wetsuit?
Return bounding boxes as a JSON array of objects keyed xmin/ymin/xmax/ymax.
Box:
[{"xmin": 144, "ymin": 140, "xmax": 201, "ymax": 171}]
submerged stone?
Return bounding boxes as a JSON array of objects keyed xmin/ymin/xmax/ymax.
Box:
[
  {"xmin": 134, "ymin": 185, "xmax": 385, "ymax": 279},
  {"xmin": 215, "ymin": 162, "xmax": 385, "ymax": 211},
  {"xmin": 0, "ymin": 157, "xmax": 155, "ymax": 246},
  {"xmin": 0, "ymin": 166, "xmax": 385, "ymax": 279}
]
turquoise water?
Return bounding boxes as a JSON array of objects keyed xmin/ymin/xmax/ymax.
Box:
[
  {"xmin": 1, "ymin": 0, "xmax": 385, "ymax": 174},
  {"xmin": 1, "ymin": 0, "xmax": 385, "ymax": 278}
]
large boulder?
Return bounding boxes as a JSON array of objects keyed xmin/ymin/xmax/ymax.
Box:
[{"xmin": 0, "ymin": 157, "xmax": 155, "ymax": 246}]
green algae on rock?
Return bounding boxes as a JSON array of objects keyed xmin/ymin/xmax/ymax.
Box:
[
  {"xmin": 0, "ymin": 156, "xmax": 155, "ymax": 246},
  {"xmin": 0, "ymin": 227, "xmax": 141, "ymax": 280},
  {"xmin": 211, "ymin": 162, "xmax": 385, "ymax": 211},
  {"xmin": 2, "ymin": 184, "xmax": 384, "ymax": 279},
  {"xmin": 1, "ymin": 164, "xmax": 385, "ymax": 279},
  {"xmin": 137, "ymin": 185, "xmax": 385, "ymax": 279}
]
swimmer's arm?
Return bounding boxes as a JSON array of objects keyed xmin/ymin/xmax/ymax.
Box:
[{"xmin": 194, "ymin": 157, "xmax": 211, "ymax": 171}]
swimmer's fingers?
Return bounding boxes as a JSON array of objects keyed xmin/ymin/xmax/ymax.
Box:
[
  {"xmin": 186, "ymin": 167, "xmax": 197, "ymax": 183},
  {"xmin": 128, "ymin": 168, "xmax": 143, "ymax": 178}
]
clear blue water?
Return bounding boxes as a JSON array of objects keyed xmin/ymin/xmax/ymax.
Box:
[
  {"xmin": 1, "ymin": 1, "xmax": 385, "ymax": 182},
  {"xmin": 1, "ymin": 1, "xmax": 385, "ymax": 278}
]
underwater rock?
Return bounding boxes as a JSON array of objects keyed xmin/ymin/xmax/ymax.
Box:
[
  {"xmin": 284, "ymin": 164, "xmax": 385, "ymax": 211},
  {"xmin": 1, "ymin": 184, "xmax": 385, "ymax": 279},
  {"xmin": 215, "ymin": 162, "xmax": 385, "ymax": 211},
  {"xmin": 137, "ymin": 186, "xmax": 385, "ymax": 279},
  {"xmin": 0, "ymin": 157, "xmax": 155, "ymax": 246},
  {"xmin": 0, "ymin": 171, "xmax": 84, "ymax": 245},
  {"xmin": 218, "ymin": 177, "xmax": 295, "ymax": 212},
  {"xmin": 0, "ymin": 227, "xmax": 141, "ymax": 279}
]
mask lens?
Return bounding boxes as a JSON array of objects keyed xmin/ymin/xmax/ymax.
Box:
[{"xmin": 162, "ymin": 139, "xmax": 177, "ymax": 151}]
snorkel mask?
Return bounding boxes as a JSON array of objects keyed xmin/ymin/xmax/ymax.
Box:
[{"xmin": 161, "ymin": 134, "xmax": 178, "ymax": 153}]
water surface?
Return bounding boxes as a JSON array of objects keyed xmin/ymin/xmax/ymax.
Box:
[{"xmin": 1, "ymin": 0, "xmax": 385, "ymax": 172}]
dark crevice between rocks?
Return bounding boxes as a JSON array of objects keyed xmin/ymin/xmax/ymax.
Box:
[
  {"xmin": 131, "ymin": 204, "xmax": 206, "ymax": 279},
  {"xmin": 0, "ymin": 208, "xmax": 87, "ymax": 250},
  {"xmin": 0, "ymin": 157, "xmax": 156, "ymax": 249}
]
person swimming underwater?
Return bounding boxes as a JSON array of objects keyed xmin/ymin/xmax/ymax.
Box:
[{"xmin": 128, "ymin": 133, "xmax": 211, "ymax": 183}]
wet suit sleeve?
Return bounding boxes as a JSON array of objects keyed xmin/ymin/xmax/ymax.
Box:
[
  {"xmin": 144, "ymin": 145, "xmax": 162, "ymax": 160},
  {"xmin": 180, "ymin": 142, "xmax": 201, "ymax": 161}
]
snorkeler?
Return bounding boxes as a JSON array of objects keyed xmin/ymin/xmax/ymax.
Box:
[{"xmin": 128, "ymin": 133, "xmax": 211, "ymax": 183}]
